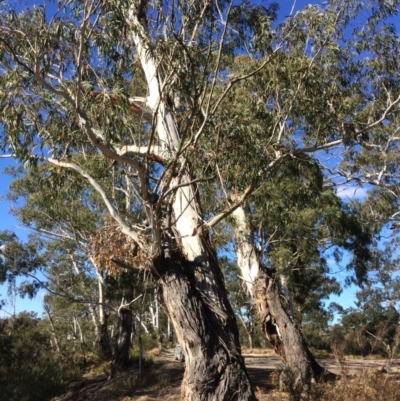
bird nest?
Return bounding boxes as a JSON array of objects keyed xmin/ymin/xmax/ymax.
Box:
[{"xmin": 88, "ymin": 218, "xmax": 149, "ymax": 277}]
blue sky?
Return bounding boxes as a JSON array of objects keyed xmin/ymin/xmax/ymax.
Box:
[
  {"xmin": 0, "ymin": 158, "xmax": 45, "ymax": 317},
  {"xmin": 1, "ymin": 0, "xmax": 400, "ymax": 321}
]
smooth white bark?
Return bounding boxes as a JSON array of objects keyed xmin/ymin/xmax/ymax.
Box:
[
  {"xmin": 127, "ymin": 9, "xmax": 211, "ymax": 266},
  {"xmin": 231, "ymin": 203, "xmax": 260, "ymax": 295}
]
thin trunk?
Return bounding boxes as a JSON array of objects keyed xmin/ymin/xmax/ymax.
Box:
[
  {"xmin": 97, "ymin": 273, "xmax": 111, "ymax": 358},
  {"xmin": 149, "ymin": 300, "xmax": 157, "ymax": 330},
  {"xmin": 246, "ymin": 320, "xmax": 254, "ymax": 350},
  {"xmin": 88, "ymin": 304, "xmax": 99, "ymax": 341},
  {"xmin": 133, "ymin": 312, "xmax": 149, "ymax": 334},
  {"xmin": 73, "ymin": 315, "xmax": 87, "ymax": 365},
  {"xmin": 232, "ymin": 203, "xmax": 336, "ymax": 392},
  {"xmin": 167, "ymin": 316, "xmax": 171, "ymax": 341},
  {"xmin": 248, "ymin": 333, "xmax": 253, "ymax": 350},
  {"xmin": 155, "ymin": 290, "xmax": 159, "ymax": 330},
  {"xmin": 74, "ymin": 256, "xmax": 112, "ymax": 357},
  {"xmin": 8, "ymin": 279, "xmax": 16, "ymax": 337},
  {"xmin": 138, "ymin": 303, "xmax": 143, "ymax": 377},
  {"xmin": 44, "ymin": 305, "xmax": 61, "ymax": 355},
  {"xmin": 238, "ymin": 315, "xmax": 254, "ymax": 350},
  {"xmin": 109, "ymin": 287, "xmax": 133, "ymax": 379}
]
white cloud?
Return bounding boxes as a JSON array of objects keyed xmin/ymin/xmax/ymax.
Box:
[{"xmin": 336, "ymin": 186, "xmax": 369, "ymax": 201}]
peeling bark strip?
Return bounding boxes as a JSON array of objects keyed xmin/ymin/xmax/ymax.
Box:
[
  {"xmin": 156, "ymin": 251, "xmax": 255, "ymax": 401},
  {"xmin": 254, "ymin": 271, "xmax": 313, "ymax": 392}
]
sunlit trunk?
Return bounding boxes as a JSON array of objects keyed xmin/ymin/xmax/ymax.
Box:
[
  {"xmin": 155, "ymin": 182, "xmax": 254, "ymax": 399},
  {"xmin": 97, "ymin": 274, "xmax": 111, "ymax": 358},
  {"xmin": 232, "ymin": 203, "xmax": 336, "ymax": 391},
  {"xmin": 90, "ymin": 258, "xmax": 111, "ymax": 358},
  {"xmin": 127, "ymin": 8, "xmax": 255, "ymax": 399},
  {"xmin": 73, "ymin": 314, "xmax": 87, "ymax": 365},
  {"xmin": 44, "ymin": 304, "xmax": 61, "ymax": 356},
  {"xmin": 238, "ymin": 315, "xmax": 254, "ymax": 350}
]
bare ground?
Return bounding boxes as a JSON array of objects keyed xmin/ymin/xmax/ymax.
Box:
[{"xmin": 52, "ymin": 349, "xmax": 400, "ymax": 401}]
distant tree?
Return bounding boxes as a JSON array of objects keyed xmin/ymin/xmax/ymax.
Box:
[
  {"xmin": 220, "ymin": 257, "xmax": 257, "ymax": 349},
  {"xmin": 6, "ymin": 164, "xmax": 155, "ymax": 368},
  {"xmin": 0, "ymin": 311, "xmax": 78, "ymax": 401},
  {"xmin": 0, "ymin": 230, "xmax": 45, "ymax": 304},
  {"xmin": 337, "ymin": 238, "xmax": 400, "ymax": 359}
]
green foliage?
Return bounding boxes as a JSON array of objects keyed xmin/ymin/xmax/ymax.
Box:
[
  {"xmin": 220, "ymin": 257, "xmax": 261, "ymax": 348},
  {"xmin": 301, "ymin": 309, "xmax": 333, "ymax": 352},
  {"xmin": 333, "ymin": 237, "xmax": 400, "ymax": 357},
  {"xmin": 247, "ymin": 156, "xmax": 373, "ymax": 330},
  {"xmin": 0, "ymin": 230, "xmax": 45, "ymax": 299},
  {"xmin": 0, "ymin": 312, "xmax": 79, "ymax": 401}
]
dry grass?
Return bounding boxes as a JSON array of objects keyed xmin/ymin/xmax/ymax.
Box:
[
  {"xmin": 255, "ymin": 369, "xmax": 400, "ymax": 401},
  {"xmin": 52, "ymin": 348, "xmax": 400, "ymax": 401},
  {"xmin": 305, "ymin": 374, "xmax": 400, "ymax": 401},
  {"xmin": 242, "ymin": 346, "xmax": 275, "ymax": 355},
  {"xmin": 146, "ymin": 348, "xmax": 163, "ymax": 358}
]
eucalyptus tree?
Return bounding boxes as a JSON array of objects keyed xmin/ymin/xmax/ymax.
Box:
[
  {"xmin": 219, "ymin": 0, "xmax": 398, "ymax": 391},
  {"xmin": 337, "ymin": 235, "xmax": 400, "ymax": 360},
  {"xmin": 0, "ymin": 230, "xmax": 45, "ymax": 307},
  {"xmin": 1, "ymin": 0, "xmax": 400, "ymax": 398},
  {"xmin": 336, "ymin": 19, "xmax": 400, "ymax": 227},
  {"xmin": 6, "ymin": 163, "xmax": 114, "ymax": 357},
  {"xmin": 231, "ymin": 157, "xmax": 374, "ymax": 390},
  {"xmin": 0, "ymin": 2, "xmax": 262, "ymax": 397},
  {"xmin": 6, "ymin": 163, "xmax": 157, "ymax": 368},
  {"xmin": 325, "ymin": 0, "xmax": 400, "ymax": 365}
]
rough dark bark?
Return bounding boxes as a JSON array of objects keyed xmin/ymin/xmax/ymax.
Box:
[
  {"xmin": 156, "ymin": 248, "xmax": 256, "ymax": 401},
  {"xmin": 109, "ymin": 288, "xmax": 133, "ymax": 379},
  {"xmin": 253, "ymin": 268, "xmax": 337, "ymax": 393},
  {"xmin": 98, "ymin": 320, "xmax": 112, "ymax": 359}
]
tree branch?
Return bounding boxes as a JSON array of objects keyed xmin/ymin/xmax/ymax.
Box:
[{"xmin": 41, "ymin": 156, "xmax": 145, "ymax": 249}]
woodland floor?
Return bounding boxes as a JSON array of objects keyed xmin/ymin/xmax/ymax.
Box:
[{"xmin": 51, "ymin": 349, "xmax": 400, "ymax": 401}]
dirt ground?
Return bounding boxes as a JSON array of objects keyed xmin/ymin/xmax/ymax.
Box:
[{"xmin": 53, "ymin": 349, "xmax": 400, "ymax": 401}]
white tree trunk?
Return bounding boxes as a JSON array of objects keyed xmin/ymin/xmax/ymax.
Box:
[
  {"xmin": 128, "ymin": 6, "xmax": 231, "ymax": 325},
  {"xmin": 44, "ymin": 305, "xmax": 61, "ymax": 355},
  {"xmin": 149, "ymin": 303, "xmax": 155, "ymax": 328},
  {"xmin": 125, "ymin": 9, "xmax": 255, "ymax": 400},
  {"xmin": 98, "ymin": 274, "xmax": 105, "ymax": 325},
  {"xmin": 134, "ymin": 312, "xmax": 149, "ymax": 334},
  {"xmin": 232, "ymin": 203, "xmax": 336, "ymax": 391},
  {"xmin": 155, "ymin": 289, "xmax": 159, "ymax": 330},
  {"xmin": 231, "ymin": 202, "xmax": 260, "ymax": 295}
]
